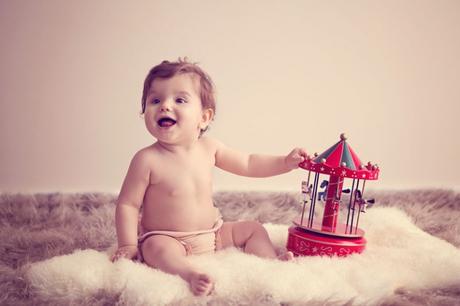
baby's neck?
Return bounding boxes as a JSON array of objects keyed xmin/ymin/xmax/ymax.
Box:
[{"xmin": 155, "ymin": 139, "xmax": 199, "ymax": 155}]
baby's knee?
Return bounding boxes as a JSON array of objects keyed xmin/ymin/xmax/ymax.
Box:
[
  {"xmin": 142, "ymin": 235, "xmax": 179, "ymax": 257},
  {"xmin": 246, "ymin": 220, "xmax": 266, "ymax": 234},
  {"xmin": 142, "ymin": 237, "xmax": 162, "ymax": 257}
]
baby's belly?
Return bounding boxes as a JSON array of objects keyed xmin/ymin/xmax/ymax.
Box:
[{"xmin": 141, "ymin": 191, "xmax": 218, "ymax": 232}]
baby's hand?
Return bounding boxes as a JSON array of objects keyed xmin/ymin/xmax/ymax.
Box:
[
  {"xmin": 285, "ymin": 147, "xmax": 308, "ymax": 170},
  {"xmin": 111, "ymin": 245, "xmax": 138, "ymax": 262}
]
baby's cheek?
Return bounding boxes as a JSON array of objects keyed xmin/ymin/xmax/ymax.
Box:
[{"xmin": 144, "ymin": 118, "xmax": 157, "ymax": 135}]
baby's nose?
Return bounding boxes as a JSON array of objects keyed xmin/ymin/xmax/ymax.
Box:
[{"xmin": 160, "ymin": 101, "xmax": 172, "ymax": 111}]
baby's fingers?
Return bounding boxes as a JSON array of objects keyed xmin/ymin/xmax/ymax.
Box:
[
  {"xmin": 111, "ymin": 251, "xmax": 126, "ymax": 262},
  {"xmin": 296, "ymin": 147, "xmax": 308, "ymax": 158},
  {"xmin": 111, "ymin": 253, "xmax": 120, "ymax": 262},
  {"xmin": 292, "ymin": 154, "xmax": 305, "ymax": 163}
]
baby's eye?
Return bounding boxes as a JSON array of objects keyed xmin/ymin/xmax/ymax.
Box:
[
  {"xmin": 176, "ymin": 97, "xmax": 187, "ymax": 104},
  {"xmin": 151, "ymin": 98, "xmax": 161, "ymax": 104}
]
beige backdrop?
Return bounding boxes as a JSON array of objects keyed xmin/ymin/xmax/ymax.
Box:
[{"xmin": 1, "ymin": 0, "xmax": 459, "ymax": 192}]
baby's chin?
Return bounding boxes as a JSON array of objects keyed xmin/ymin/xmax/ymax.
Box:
[
  {"xmin": 153, "ymin": 134, "xmax": 200, "ymax": 147},
  {"xmin": 148, "ymin": 127, "xmax": 203, "ymax": 144}
]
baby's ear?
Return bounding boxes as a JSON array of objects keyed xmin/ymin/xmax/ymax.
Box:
[{"xmin": 200, "ymin": 108, "xmax": 214, "ymax": 129}]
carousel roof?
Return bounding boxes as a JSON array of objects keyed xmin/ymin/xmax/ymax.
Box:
[
  {"xmin": 299, "ymin": 133, "xmax": 379, "ymax": 180},
  {"xmin": 314, "ymin": 135, "xmax": 362, "ymax": 170}
]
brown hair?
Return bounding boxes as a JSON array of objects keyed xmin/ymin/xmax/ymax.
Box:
[{"xmin": 141, "ymin": 58, "xmax": 216, "ymax": 133}]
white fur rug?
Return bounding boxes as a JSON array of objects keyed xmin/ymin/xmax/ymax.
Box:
[{"xmin": 25, "ymin": 207, "xmax": 460, "ymax": 305}]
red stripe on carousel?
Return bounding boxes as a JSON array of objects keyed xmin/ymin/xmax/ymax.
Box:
[{"xmin": 324, "ymin": 141, "xmax": 344, "ymax": 167}]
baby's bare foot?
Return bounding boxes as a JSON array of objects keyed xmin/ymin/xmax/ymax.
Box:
[
  {"xmin": 188, "ymin": 272, "xmax": 214, "ymax": 296},
  {"xmin": 277, "ymin": 251, "xmax": 294, "ymax": 261}
]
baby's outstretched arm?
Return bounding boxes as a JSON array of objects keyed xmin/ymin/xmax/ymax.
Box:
[
  {"xmin": 211, "ymin": 138, "xmax": 307, "ymax": 177},
  {"xmin": 112, "ymin": 150, "xmax": 150, "ymax": 262}
]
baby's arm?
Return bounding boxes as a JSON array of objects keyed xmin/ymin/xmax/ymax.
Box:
[
  {"xmin": 211, "ymin": 138, "xmax": 307, "ymax": 177},
  {"xmin": 112, "ymin": 150, "xmax": 150, "ymax": 261}
]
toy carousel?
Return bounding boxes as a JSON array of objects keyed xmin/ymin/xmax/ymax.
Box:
[{"xmin": 286, "ymin": 133, "xmax": 380, "ymax": 257}]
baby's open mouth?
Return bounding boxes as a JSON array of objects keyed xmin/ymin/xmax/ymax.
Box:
[{"xmin": 157, "ymin": 117, "xmax": 177, "ymax": 127}]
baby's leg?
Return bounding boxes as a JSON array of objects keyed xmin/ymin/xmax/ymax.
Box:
[
  {"xmin": 218, "ymin": 221, "xmax": 293, "ymax": 260},
  {"xmin": 141, "ymin": 235, "xmax": 213, "ymax": 296}
]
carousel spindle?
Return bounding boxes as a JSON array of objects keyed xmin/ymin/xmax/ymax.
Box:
[
  {"xmin": 309, "ymin": 172, "xmax": 320, "ymax": 227},
  {"xmin": 300, "ymin": 179, "xmax": 310, "ymax": 226}
]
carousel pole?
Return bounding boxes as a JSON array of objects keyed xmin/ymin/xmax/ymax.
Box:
[
  {"xmin": 336, "ymin": 177, "xmax": 343, "ymax": 200},
  {"xmin": 321, "ymin": 173, "xmax": 343, "ymax": 232},
  {"xmin": 309, "ymin": 172, "xmax": 320, "ymax": 227},
  {"xmin": 354, "ymin": 180, "xmax": 367, "ymax": 233},
  {"xmin": 346, "ymin": 178, "xmax": 356, "ymax": 231},
  {"xmin": 300, "ymin": 171, "xmax": 312, "ymax": 226},
  {"xmin": 361, "ymin": 180, "xmax": 367, "ymax": 200},
  {"xmin": 349, "ymin": 179, "xmax": 360, "ymax": 233}
]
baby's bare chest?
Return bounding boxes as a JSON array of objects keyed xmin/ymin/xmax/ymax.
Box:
[{"xmin": 150, "ymin": 154, "xmax": 214, "ymax": 196}]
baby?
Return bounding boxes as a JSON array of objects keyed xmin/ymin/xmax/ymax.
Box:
[{"xmin": 111, "ymin": 58, "xmax": 307, "ymax": 296}]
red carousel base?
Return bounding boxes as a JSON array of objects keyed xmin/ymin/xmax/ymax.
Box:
[{"xmin": 286, "ymin": 226, "xmax": 367, "ymax": 257}]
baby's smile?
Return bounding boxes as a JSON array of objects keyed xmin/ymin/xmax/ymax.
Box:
[{"xmin": 157, "ymin": 116, "xmax": 177, "ymax": 128}]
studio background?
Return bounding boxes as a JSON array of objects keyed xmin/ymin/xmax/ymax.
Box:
[{"xmin": 1, "ymin": 0, "xmax": 459, "ymax": 193}]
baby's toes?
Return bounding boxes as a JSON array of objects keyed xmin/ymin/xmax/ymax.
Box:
[
  {"xmin": 198, "ymin": 282, "xmax": 213, "ymax": 296},
  {"xmin": 190, "ymin": 273, "xmax": 214, "ymax": 296},
  {"xmin": 277, "ymin": 251, "xmax": 295, "ymax": 261},
  {"xmin": 197, "ymin": 274, "xmax": 213, "ymax": 295},
  {"xmin": 199, "ymin": 273, "xmax": 211, "ymax": 282}
]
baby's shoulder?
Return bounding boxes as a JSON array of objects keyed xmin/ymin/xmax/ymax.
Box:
[
  {"xmin": 130, "ymin": 145, "xmax": 158, "ymax": 167},
  {"xmin": 198, "ymin": 136, "xmax": 222, "ymax": 154}
]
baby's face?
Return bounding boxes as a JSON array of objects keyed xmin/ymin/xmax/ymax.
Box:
[{"xmin": 143, "ymin": 73, "xmax": 212, "ymax": 145}]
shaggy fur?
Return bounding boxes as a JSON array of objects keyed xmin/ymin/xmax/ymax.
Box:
[{"xmin": 1, "ymin": 190, "xmax": 460, "ymax": 305}]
